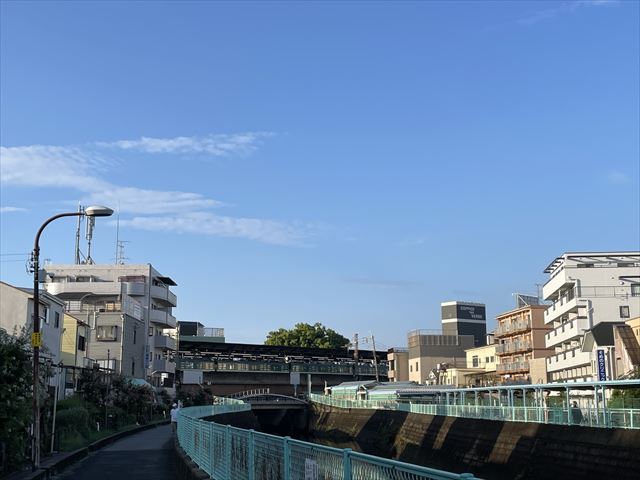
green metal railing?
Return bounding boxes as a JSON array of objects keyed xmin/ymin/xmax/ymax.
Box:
[
  {"xmin": 309, "ymin": 394, "xmax": 640, "ymax": 429},
  {"xmin": 177, "ymin": 398, "xmax": 477, "ymax": 479}
]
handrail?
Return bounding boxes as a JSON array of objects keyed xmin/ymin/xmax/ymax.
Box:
[
  {"xmin": 177, "ymin": 397, "xmax": 478, "ymax": 479},
  {"xmin": 309, "ymin": 394, "xmax": 640, "ymax": 429}
]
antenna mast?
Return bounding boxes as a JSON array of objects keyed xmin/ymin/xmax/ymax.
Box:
[{"xmin": 74, "ymin": 204, "xmax": 84, "ymax": 264}]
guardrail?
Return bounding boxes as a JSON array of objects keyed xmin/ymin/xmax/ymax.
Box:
[
  {"xmin": 309, "ymin": 394, "xmax": 640, "ymax": 429},
  {"xmin": 177, "ymin": 398, "xmax": 478, "ymax": 479}
]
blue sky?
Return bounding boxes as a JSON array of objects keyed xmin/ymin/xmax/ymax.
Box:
[{"xmin": 1, "ymin": 0, "xmax": 638, "ymax": 348}]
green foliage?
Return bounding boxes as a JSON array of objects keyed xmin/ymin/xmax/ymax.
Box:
[
  {"xmin": 176, "ymin": 388, "xmax": 211, "ymax": 407},
  {"xmin": 56, "ymin": 407, "xmax": 90, "ymax": 437},
  {"xmin": 0, "ymin": 330, "xmax": 32, "ymax": 472},
  {"xmin": 265, "ymin": 322, "xmax": 350, "ymax": 349}
]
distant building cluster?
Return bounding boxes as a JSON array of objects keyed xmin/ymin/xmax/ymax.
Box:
[
  {"xmin": 1, "ymin": 250, "xmax": 638, "ymax": 400},
  {"xmin": 386, "ymin": 251, "xmax": 640, "ymax": 386}
]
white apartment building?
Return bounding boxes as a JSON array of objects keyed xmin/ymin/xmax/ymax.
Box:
[
  {"xmin": 43, "ymin": 264, "xmax": 178, "ymax": 390},
  {"xmin": 542, "ymin": 252, "xmax": 640, "ymax": 382}
]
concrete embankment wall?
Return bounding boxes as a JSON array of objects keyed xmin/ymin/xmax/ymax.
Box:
[{"xmin": 310, "ymin": 404, "xmax": 640, "ymax": 480}]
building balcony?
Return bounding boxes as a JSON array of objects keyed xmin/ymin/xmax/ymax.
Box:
[
  {"xmin": 149, "ymin": 309, "xmax": 177, "ymax": 328},
  {"xmin": 46, "ymin": 281, "xmax": 122, "ymax": 298},
  {"xmin": 542, "ymin": 270, "xmax": 574, "ymax": 301},
  {"xmin": 544, "ymin": 289, "xmax": 578, "ymax": 324},
  {"xmin": 495, "ymin": 319, "xmax": 532, "ymax": 338},
  {"xmin": 496, "ymin": 361, "xmax": 530, "ymax": 374},
  {"xmin": 152, "ymin": 358, "xmax": 175, "ymax": 374},
  {"xmin": 152, "ymin": 334, "xmax": 177, "ymax": 351},
  {"xmin": 546, "ymin": 347, "xmax": 591, "ymax": 372},
  {"xmin": 150, "ymin": 284, "xmax": 177, "ymax": 307},
  {"xmin": 545, "ymin": 317, "xmax": 589, "ymax": 349},
  {"xmin": 123, "ymin": 281, "xmax": 146, "ymax": 297},
  {"xmin": 496, "ymin": 340, "xmax": 533, "ymax": 355}
]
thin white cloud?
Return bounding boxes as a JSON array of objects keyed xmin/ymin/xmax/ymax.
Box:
[
  {"xmin": 83, "ymin": 187, "xmax": 223, "ymax": 215},
  {"xmin": 398, "ymin": 237, "xmax": 427, "ymax": 247},
  {"xmin": 117, "ymin": 212, "xmax": 310, "ymax": 246},
  {"xmin": 518, "ymin": 0, "xmax": 618, "ymax": 26},
  {"xmin": 98, "ymin": 132, "xmax": 273, "ymax": 155},
  {"xmin": 0, "ymin": 206, "xmax": 28, "ymax": 213},
  {"xmin": 1, "ymin": 134, "xmax": 310, "ymax": 245},
  {"xmin": 0, "ymin": 145, "xmax": 108, "ymax": 190},
  {"xmin": 607, "ymin": 170, "xmax": 632, "ymax": 185}
]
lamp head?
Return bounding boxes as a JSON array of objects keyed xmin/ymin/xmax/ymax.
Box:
[{"xmin": 84, "ymin": 206, "xmax": 114, "ymax": 217}]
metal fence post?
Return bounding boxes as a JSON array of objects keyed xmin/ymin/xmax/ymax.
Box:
[
  {"xmin": 343, "ymin": 448, "xmax": 352, "ymax": 479},
  {"xmin": 283, "ymin": 436, "xmax": 291, "ymax": 480},
  {"xmin": 248, "ymin": 429, "xmax": 255, "ymax": 480},
  {"xmin": 226, "ymin": 425, "xmax": 232, "ymax": 478}
]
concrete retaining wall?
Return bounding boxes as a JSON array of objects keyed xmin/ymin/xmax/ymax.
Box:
[{"xmin": 310, "ymin": 404, "xmax": 640, "ymax": 479}]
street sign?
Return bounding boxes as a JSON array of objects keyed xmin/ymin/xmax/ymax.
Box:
[
  {"xmin": 596, "ymin": 349, "xmax": 606, "ymax": 381},
  {"xmin": 31, "ymin": 332, "xmax": 42, "ymax": 347}
]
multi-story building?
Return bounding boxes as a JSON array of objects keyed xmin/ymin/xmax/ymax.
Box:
[
  {"xmin": 441, "ymin": 301, "xmax": 487, "ymax": 347},
  {"xmin": 43, "ymin": 263, "xmax": 178, "ymax": 389},
  {"xmin": 542, "ymin": 252, "xmax": 640, "ymax": 382},
  {"xmin": 438, "ymin": 343, "xmax": 498, "ymax": 387},
  {"xmin": 60, "ymin": 313, "xmax": 90, "ymax": 368},
  {"xmin": 407, "ymin": 330, "xmax": 475, "ymax": 384},
  {"xmin": 495, "ymin": 304, "xmax": 552, "ymax": 383},
  {"xmin": 0, "ymin": 281, "xmax": 65, "ymax": 389},
  {"xmin": 386, "ymin": 348, "xmax": 409, "ymax": 382}
]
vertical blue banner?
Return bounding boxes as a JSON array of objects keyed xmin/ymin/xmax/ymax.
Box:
[{"xmin": 596, "ymin": 349, "xmax": 606, "ymax": 381}]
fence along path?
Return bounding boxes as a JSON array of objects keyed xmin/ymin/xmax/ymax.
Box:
[{"xmin": 177, "ymin": 398, "xmax": 477, "ymax": 480}]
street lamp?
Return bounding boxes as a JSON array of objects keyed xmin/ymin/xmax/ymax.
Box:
[{"xmin": 31, "ymin": 205, "xmax": 112, "ymax": 470}]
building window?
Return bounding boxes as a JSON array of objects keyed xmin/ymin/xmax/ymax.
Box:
[
  {"xmin": 77, "ymin": 335, "xmax": 86, "ymax": 351},
  {"xmin": 133, "ymin": 327, "xmax": 137, "ymax": 345},
  {"xmin": 631, "ymin": 284, "xmax": 640, "ymax": 297},
  {"xmin": 472, "ymin": 356, "xmax": 479, "ymax": 368},
  {"xmin": 415, "ymin": 361, "xmax": 419, "ymax": 372},
  {"xmin": 96, "ymin": 325, "xmax": 118, "ymax": 341},
  {"xmin": 620, "ymin": 306, "xmax": 630, "ymax": 319},
  {"xmin": 410, "ymin": 364, "xmax": 413, "ymax": 372},
  {"xmin": 54, "ymin": 312, "xmax": 60, "ymax": 328},
  {"xmin": 149, "ymin": 327, "xmax": 154, "ymax": 337},
  {"xmin": 131, "ymin": 360, "xmax": 135, "ymax": 376},
  {"xmin": 490, "ymin": 356, "xmax": 495, "ymax": 363}
]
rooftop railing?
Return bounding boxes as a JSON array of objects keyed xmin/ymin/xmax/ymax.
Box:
[{"xmin": 177, "ymin": 398, "xmax": 478, "ymax": 479}]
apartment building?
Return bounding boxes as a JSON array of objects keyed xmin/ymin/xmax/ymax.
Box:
[
  {"xmin": 542, "ymin": 252, "xmax": 640, "ymax": 382},
  {"xmin": 43, "ymin": 263, "xmax": 178, "ymax": 389},
  {"xmin": 441, "ymin": 301, "xmax": 487, "ymax": 347},
  {"xmin": 387, "ymin": 348, "xmax": 409, "ymax": 382},
  {"xmin": 0, "ymin": 281, "xmax": 65, "ymax": 389},
  {"xmin": 495, "ymin": 304, "xmax": 553, "ymax": 383}
]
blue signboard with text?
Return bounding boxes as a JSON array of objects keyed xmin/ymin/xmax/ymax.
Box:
[{"xmin": 597, "ymin": 349, "xmax": 606, "ymax": 381}]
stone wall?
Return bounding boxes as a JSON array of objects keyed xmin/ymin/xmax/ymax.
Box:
[{"xmin": 310, "ymin": 404, "xmax": 640, "ymax": 479}]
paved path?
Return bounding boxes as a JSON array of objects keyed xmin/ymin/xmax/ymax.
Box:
[{"xmin": 54, "ymin": 425, "xmax": 174, "ymax": 480}]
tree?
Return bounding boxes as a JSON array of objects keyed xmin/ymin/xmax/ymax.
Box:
[
  {"xmin": 265, "ymin": 323, "xmax": 350, "ymax": 349},
  {"xmin": 0, "ymin": 329, "xmax": 33, "ymax": 473}
]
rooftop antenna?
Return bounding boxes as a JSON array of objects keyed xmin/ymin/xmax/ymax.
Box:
[
  {"xmin": 115, "ymin": 240, "xmax": 130, "ymax": 265},
  {"xmin": 74, "ymin": 204, "xmax": 85, "ymax": 264}
]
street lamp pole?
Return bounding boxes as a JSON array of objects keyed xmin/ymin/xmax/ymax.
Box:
[{"xmin": 31, "ymin": 206, "xmax": 113, "ymax": 470}]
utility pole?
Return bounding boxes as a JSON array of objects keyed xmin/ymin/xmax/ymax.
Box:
[
  {"xmin": 371, "ymin": 334, "xmax": 380, "ymax": 383},
  {"xmin": 353, "ymin": 333, "xmax": 359, "ymax": 380}
]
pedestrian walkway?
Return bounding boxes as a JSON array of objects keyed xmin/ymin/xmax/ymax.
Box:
[{"xmin": 54, "ymin": 425, "xmax": 173, "ymax": 480}]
